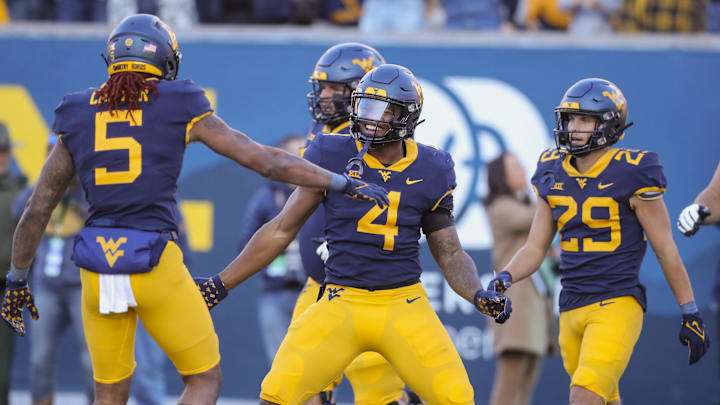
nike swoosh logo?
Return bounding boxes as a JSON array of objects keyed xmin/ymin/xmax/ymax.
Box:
[
  {"xmin": 599, "ymin": 301, "xmax": 615, "ymax": 307},
  {"xmin": 406, "ymin": 178, "xmax": 423, "ymax": 185},
  {"xmin": 406, "ymin": 297, "xmax": 421, "ymax": 303},
  {"xmin": 686, "ymin": 321, "xmax": 706, "ymax": 340},
  {"xmin": 598, "ymin": 182, "xmax": 614, "ymax": 190}
]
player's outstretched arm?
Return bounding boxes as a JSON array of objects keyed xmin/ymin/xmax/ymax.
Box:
[
  {"xmin": 634, "ymin": 195, "xmax": 709, "ymax": 364},
  {"xmin": 426, "ymin": 226, "xmax": 511, "ymax": 323},
  {"xmin": 492, "ymin": 198, "xmax": 556, "ymax": 292},
  {"xmin": 2, "ymin": 140, "xmax": 75, "ymax": 335},
  {"xmin": 188, "ymin": 114, "xmax": 387, "ymax": 207},
  {"xmin": 678, "ymin": 161, "xmax": 720, "ymax": 236}
]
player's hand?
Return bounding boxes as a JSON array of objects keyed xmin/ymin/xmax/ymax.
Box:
[
  {"xmin": 315, "ymin": 240, "xmax": 329, "ymax": 263},
  {"xmin": 193, "ymin": 275, "xmax": 228, "ymax": 311},
  {"xmin": 679, "ymin": 313, "xmax": 710, "ymax": 365},
  {"xmin": 1, "ymin": 276, "xmax": 39, "ymax": 336},
  {"xmin": 677, "ymin": 203, "xmax": 711, "ymax": 237},
  {"xmin": 487, "ymin": 270, "xmax": 512, "ymax": 293},
  {"xmin": 342, "ymin": 174, "xmax": 389, "ymax": 208},
  {"xmin": 474, "ymin": 289, "xmax": 512, "ymax": 324}
]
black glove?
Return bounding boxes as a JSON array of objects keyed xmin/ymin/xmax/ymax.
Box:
[
  {"xmin": 487, "ymin": 270, "xmax": 512, "ymax": 293},
  {"xmin": 678, "ymin": 313, "xmax": 710, "ymax": 365},
  {"xmin": 474, "ymin": 289, "xmax": 512, "ymax": 324},
  {"xmin": 193, "ymin": 275, "xmax": 228, "ymax": 311},
  {"xmin": 1, "ymin": 276, "xmax": 39, "ymax": 336},
  {"xmin": 342, "ymin": 174, "xmax": 390, "ymax": 208}
]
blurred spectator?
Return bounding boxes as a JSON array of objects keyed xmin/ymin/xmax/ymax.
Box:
[
  {"xmin": 0, "ymin": 0, "xmax": 8, "ymax": 24},
  {"xmin": 251, "ymin": 0, "xmax": 320, "ymax": 24},
  {"xmin": 238, "ymin": 135, "xmax": 307, "ymax": 366},
  {"xmin": 6, "ymin": 0, "xmax": 55, "ymax": 20},
  {"xmin": 0, "ymin": 123, "xmax": 23, "ymax": 405},
  {"xmin": 322, "ymin": 0, "xmax": 362, "ymax": 25},
  {"xmin": 560, "ymin": 0, "xmax": 621, "ymax": 34},
  {"xmin": 484, "ymin": 152, "xmax": 556, "ymax": 405},
  {"xmin": 56, "ymin": 0, "xmax": 107, "ymax": 22},
  {"xmin": 359, "ymin": 0, "xmax": 425, "ymax": 31},
  {"xmin": 708, "ymin": 0, "xmax": 720, "ymax": 32},
  {"xmin": 11, "ymin": 135, "xmax": 94, "ymax": 405},
  {"xmin": 516, "ymin": 0, "xmax": 570, "ymax": 30},
  {"xmin": 613, "ymin": 0, "xmax": 706, "ymax": 32},
  {"xmin": 195, "ymin": 0, "xmax": 223, "ymax": 22},
  {"xmin": 443, "ymin": 0, "xmax": 519, "ymax": 30},
  {"xmin": 108, "ymin": 0, "xmax": 197, "ymax": 28}
]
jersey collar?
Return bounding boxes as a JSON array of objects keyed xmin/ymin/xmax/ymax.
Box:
[
  {"xmin": 355, "ymin": 139, "xmax": 418, "ymax": 172},
  {"xmin": 562, "ymin": 148, "xmax": 618, "ymax": 178}
]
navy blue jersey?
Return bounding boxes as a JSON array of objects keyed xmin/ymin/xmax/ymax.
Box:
[
  {"xmin": 303, "ymin": 134, "xmax": 456, "ymax": 288},
  {"xmin": 298, "ymin": 120, "xmax": 351, "ymax": 284},
  {"xmin": 52, "ymin": 79, "xmax": 212, "ymax": 232},
  {"xmin": 531, "ymin": 147, "xmax": 667, "ymax": 312}
]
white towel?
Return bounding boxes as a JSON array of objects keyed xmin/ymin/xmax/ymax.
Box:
[{"xmin": 98, "ymin": 274, "xmax": 138, "ymax": 314}]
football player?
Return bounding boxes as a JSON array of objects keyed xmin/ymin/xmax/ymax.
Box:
[
  {"xmin": 300, "ymin": 43, "xmax": 422, "ymax": 405},
  {"xmin": 197, "ymin": 64, "xmax": 512, "ymax": 404},
  {"xmin": 487, "ymin": 78, "xmax": 709, "ymax": 405},
  {"xmin": 0, "ymin": 14, "xmax": 387, "ymax": 405},
  {"xmin": 677, "ymin": 161, "xmax": 720, "ymax": 236}
]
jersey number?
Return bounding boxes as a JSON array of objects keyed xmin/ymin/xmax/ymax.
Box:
[
  {"xmin": 94, "ymin": 110, "xmax": 142, "ymax": 185},
  {"xmin": 357, "ymin": 191, "xmax": 401, "ymax": 251},
  {"xmin": 547, "ymin": 195, "xmax": 621, "ymax": 252}
]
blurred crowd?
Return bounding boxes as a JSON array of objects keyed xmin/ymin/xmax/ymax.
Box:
[{"xmin": 0, "ymin": 0, "xmax": 717, "ymax": 33}]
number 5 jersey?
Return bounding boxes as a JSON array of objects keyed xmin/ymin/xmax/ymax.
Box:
[
  {"xmin": 531, "ymin": 147, "xmax": 667, "ymax": 312},
  {"xmin": 52, "ymin": 79, "xmax": 212, "ymax": 233}
]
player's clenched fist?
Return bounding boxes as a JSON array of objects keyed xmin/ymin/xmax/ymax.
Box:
[
  {"xmin": 474, "ymin": 289, "xmax": 512, "ymax": 324},
  {"xmin": 677, "ymin": 203, "xmax": 711, "ymax": 237},
  {"xmin": 193, "ymin": 275, "xmax": 228, "ymax": 311},
  {"xmin": 1, "ymin": 276, "xmax": 39, "ymax": 336}
]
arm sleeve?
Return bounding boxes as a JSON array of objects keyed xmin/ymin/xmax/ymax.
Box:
[
  {"xmin": 51, "ymin": 95, "xmax": 73, "ymax": 138},
  {"xmin": 630, "ymin": 152, "xmax": 667, "ymax": 201},
  {"xmin": 430, "ymin": 152, "xmax": 456, "ymax": 212},
  {"xmin": 181, "ymin": 80, "xmax": 214, "ymax": 143}
]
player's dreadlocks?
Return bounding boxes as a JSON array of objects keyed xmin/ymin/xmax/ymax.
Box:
[{"xmin": 94, "ymin": 72, "xmax": 159, "ymax": 119}]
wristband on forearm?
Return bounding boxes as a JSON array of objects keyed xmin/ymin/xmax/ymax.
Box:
[
  {"xmin": 8, "ymin": 264, "xmax": 30, "ymax": 282},
  {"xmin": 680, "ymin": 301, "xmax": 699, "ymax": 315},
  {"xmin": 329, "ymin": 172, "xmax": 348, "ymax": 192}
]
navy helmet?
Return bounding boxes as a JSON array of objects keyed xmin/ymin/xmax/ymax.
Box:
[
  {"xmin": 350, "ymin": 64, "xmax": 424, "ymax": 146},
  {"xmin": 554, "ymin": 78, "xmax": 632, "ymax": 156},
  {"xmin": 307, "ymin": 42, "xmax": 385, "ymax": 126},
  {"xmin": 101, "ymin": 14, "xmax": 181, "ymax": 81}
]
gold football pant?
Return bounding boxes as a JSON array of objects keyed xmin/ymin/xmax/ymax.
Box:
[
  {"xmin": 80, "ymin": 241, "xmax": 220, "ymax": 383},
  {"xmin": 263, "ymin": 282, "xmax": 473, "ymax": 405},
  {"xmin": 558, "ymin": 296, "xmax": 643, "ymax": 403}
]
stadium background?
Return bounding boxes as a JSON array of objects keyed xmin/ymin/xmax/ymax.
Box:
[{"xmin": 1, "ymin": 25, "xmax": 719, "ymax": 403}]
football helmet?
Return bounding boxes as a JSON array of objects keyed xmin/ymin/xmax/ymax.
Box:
[
  {"xmin": 307, "ymin": 42, "xmax": 385, "ymax": 126},
  {"xmin": 554, "ymin": 78, "xmax": 632, "ymax": 156},
  {"xmin": 349, "ymin": 64, "xmax": 424, "ymax": 146},
  {"xmin": 101, "ymin": 14, "xmax": 181, "ymax": 81}
]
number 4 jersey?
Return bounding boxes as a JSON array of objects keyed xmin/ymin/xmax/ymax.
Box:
[
  {"xmin": 531, "ymin": 147, "xmax": 667, "ymax": 312},
  {"xmin": 52, "ymin": 79, "xmax": 212, "ymax": 233},
  {"xmin": 303, "ymin": 134, "xmax": 456, "ymax": 289}
]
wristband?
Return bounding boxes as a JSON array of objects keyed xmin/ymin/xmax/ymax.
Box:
[
  {"xmin": 329, "ymin": 172, "xmax": 348, "ymax": 192},
  {"xmin": 8, "ymin": 264, "xmax": 30, "ymax": 283},
  {"xmin": 680, "ymin": 301, "xmax": 699, "ymax": 315}
]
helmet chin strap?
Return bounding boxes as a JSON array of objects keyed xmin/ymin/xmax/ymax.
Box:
[{"xmin": 345, "ymin": 139, "xmax": 371, "ymax": 176}]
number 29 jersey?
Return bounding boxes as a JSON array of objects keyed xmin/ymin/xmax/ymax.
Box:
[
  {"xmin": 52, "ymin": 79, "xmax": 212, "ymax": 233},
  {"xmin": 531, "ymin": 147, "xmax": 667, "ymax": 312},
  {"xmin": 302, "ymin": 134, "xmax": 456, "ymax": 289}
]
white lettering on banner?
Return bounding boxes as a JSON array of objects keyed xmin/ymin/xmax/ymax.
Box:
[
  {"xmin": 445, "ymin": 325, "xmax": 494, "ymax": 361},
  {"xmin": 414, "ymin": 77, "xmax": 552, "ymax": 250}
]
